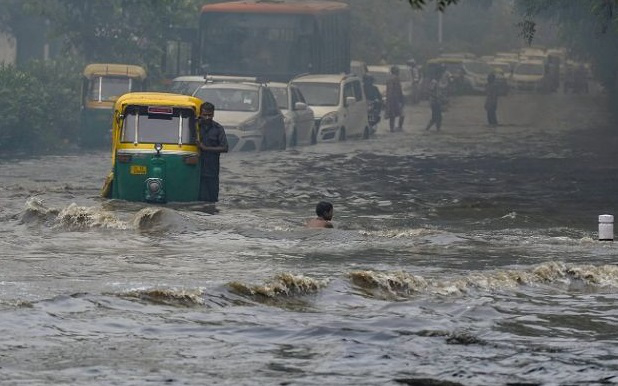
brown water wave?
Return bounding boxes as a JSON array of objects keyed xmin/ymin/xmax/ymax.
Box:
[
  {"xmin": 119, "ymin": 288, "xmax": 206, "ymax": 307},
  {"xmin": 349, "ymin": 262, "xmax": 618, "ymax": 300},
  {"xmin": 18, "ymin": 197, "xmax": 185, "ymax": 232},
  {"xmin": 90, "ymin": 263, "xmax": 618, "ymax": 310}
]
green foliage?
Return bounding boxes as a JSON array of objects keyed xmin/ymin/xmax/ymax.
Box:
[
  {"xmin": 516, "ymin": 0, "xmax": 618, "ymax": 104},
  {"xmin": 0, "ymin": 58, "xmax": 82, "ymax": 153},
  {"xmin": 25, "ymin": 0, "xmax": 206, "ymax": 80}
]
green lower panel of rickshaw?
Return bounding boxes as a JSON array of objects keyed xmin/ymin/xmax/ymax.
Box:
[
  {"xmin": 80, "ymin": 108, "xmax": 113, "ymax": 148},
  {"xmin": 112, "ymin": 153, "xmax": 201, "ymax": 203}
]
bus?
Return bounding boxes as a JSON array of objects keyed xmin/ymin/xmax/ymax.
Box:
[{"xmin": 197, "ymin": 0, "xmax": 350, "ymax": 82}]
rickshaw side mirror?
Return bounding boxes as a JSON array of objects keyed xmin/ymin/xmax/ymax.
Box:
[{"xmin": 154, "ymin": 143, "xmax": 163, "ymax": 156}]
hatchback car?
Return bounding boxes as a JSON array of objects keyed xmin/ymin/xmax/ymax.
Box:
[
  {"xmin": 291, "ymin": 74, "xmax": 370, "ymax": 142},
  {"xmin": 193, "ymin": 82, "xmax": 286, "ymax": 151},
  {"xmin": 268, "ymin": 82, "xmax": 316, "ymax": 147}
]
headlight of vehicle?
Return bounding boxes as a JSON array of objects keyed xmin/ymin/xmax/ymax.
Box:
[
  {"xmin": 238, "ymin": 118, "xmax": 259, "ymax": 132},
  {"xmin": 320, "ymin": 112, "xmax": 338, "ymax": 127}
]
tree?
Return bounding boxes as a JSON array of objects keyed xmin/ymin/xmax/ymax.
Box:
[
  {"xmin": 24, "ymin": 0, "xmax": 206, "ymax": 78},
  {"xmin": 516, "ymin": 0, "xmax": 618, "ymax": 105}
]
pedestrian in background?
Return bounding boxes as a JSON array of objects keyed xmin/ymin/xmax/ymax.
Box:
[
  {"xmin": 385, "ymin": 65, "xmax": 405, "ymax": 132},
  {"xmin": 425, "ymin": 78, "xmax": 443, "ymax": 132},
  {"xmin": 484, "ymin": 73, "xmax": 499, "ymax": 127}
]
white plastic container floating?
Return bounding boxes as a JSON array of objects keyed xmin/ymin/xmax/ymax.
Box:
[{"xmin": 598, "ymin": 214, "xmax": 614, "ymax": 241}]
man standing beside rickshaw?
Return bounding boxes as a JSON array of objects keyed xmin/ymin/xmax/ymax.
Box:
[{"xmin": 197, "ymin": 102, "xmax": 228, "ymax": 202}]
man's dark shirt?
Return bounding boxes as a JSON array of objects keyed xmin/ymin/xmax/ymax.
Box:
[{"xmin": 198, "ymin": 119, "xmax": 228, "ymax": 177}]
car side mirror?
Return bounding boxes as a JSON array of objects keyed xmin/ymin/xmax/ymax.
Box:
[
  {"xmin": 294, "ymin": 102, "xmax": 307, "ymax": 111},
  {"xmin": 345, "ymin": 96, "xmax": 356, "ymax": 106}
]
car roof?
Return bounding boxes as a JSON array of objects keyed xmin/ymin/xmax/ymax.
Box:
[
  {"xmin": 367, "ymin": 65, "xmax": 390, "ymax": 73},
  {"xmin": 292, "ymin": 73, "xmax": 356, "ymax": 83},
  {"xmin": 517, "ymin": 60, "xmax": 544, "ymax": 65},
  {"xmin": 172, "ymin": 75, "xmax": 205, "ymax": 82},
  {"xmin": 266, "ymin": 81, "xmax": 289, "ymax": 88},
  {"xmin": 195, "ymin": 82, "xmax": 262, "ymax": 91}
]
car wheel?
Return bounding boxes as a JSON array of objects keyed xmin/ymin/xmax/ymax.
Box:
[
  {"xmin": 338, "ymin": 127, "xmax": 346, "ymax": 141},
  {"xmin": 362, "ymin": 126, "xmax": 370, "ymax": 140}
]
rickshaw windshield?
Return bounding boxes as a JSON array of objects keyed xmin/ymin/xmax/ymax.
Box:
[
  {"xmin": 121, "ymin": 106, "xmax": 196, "ymax": 145},
  {"xmin": 89, "ymin": 77, "xmax": 134, "ymax": 102}
]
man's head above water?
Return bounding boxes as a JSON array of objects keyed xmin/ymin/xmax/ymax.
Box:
[{"xmin": 316, "ymin": 201, "xmax": 333, "ymax": 221}]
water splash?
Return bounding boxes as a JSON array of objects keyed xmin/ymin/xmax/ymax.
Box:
[
  {"xmin": 56, "ymin": 203, "xmax": 128, "ymax": 230},
  {"xmin": 228, "ymin": 273, "xmax": 327, "ymax": 299},
  {"xmin": 119, "ymin": 287, "xmax": 205, "ymax": 307},
  {"xmin": 350, "ymin": 262, "xmax": 618, "ymax": 299}
]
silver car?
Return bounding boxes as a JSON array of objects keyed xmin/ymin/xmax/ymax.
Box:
[
  {"xmin": 268, "ymin": 82, "xmax": 316, "ymax": 147},
  {"xmin": 193, "ymin": 82, "xmax": 286, "ymax": 151}
]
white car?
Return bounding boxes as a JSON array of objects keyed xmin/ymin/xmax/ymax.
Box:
[
  {"xmin": 366, "ymin": 64, "xmax": 413, "ymax": 102},
  {"xmin": 169, "ymin": 75, "xmax": 206, "ymax": 96},
  {"xmin": 268, "ymin": 82, "xmax": 316, "ymax": 147},
  {"xmin": 193, "ymin": 82, "xmax": 286, "ymax": 151},
  {"xmin": 291, "ymin": 74, "xmax": 370, "ymax": 142},
  {"xmin": 512, "ymin": 60, "xmax": 546, "ymax": 92}
]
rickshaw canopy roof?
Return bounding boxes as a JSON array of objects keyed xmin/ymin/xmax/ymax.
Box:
[
  {"xmin": 114, "ymin": 92, "xmax": 203, "ymax": 112},
  {"xmin": 83, "ymin": 63, "xmax": 147, "ymax": 80}
]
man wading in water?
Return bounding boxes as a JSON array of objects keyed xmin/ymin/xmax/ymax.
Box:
[
  {"xmin": 306, "ymin": 201, "xmax": 334, "ymax": 228},
  {"xmin": 197, "ymin": 102, "xmax": 228, "ymax": 202}
]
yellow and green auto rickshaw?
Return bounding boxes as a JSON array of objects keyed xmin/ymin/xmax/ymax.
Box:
[
  {"xmin": 101, "ymin": 92, "xmax": 202, "ymax": 203},
  {"xmin": 80, "ymin": 63, "xmax": 147, "ymax": 147}
]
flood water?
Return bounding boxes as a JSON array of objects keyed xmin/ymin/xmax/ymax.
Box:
[{"xmin": 1, "ymin": 91, "xmax": 617, "ymax": 385}]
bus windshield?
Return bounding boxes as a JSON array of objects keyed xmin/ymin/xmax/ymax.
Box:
[
  {"xmin": 197, "ymin": 2, "xmax": 350, "ymax": 82},
  {"xmin": 89, "ymin": 77, "xmax": 134, "ymax": 102},
  {"xmin": 294, "ymin": 83, "xmax": 339, "ymax": 106},
  {"xmin": 200, "ymin": 13, "xmax": 308, "ymax": 79},
  {"xmin": 121, "ymin": 107, "xmax": 196, "ymax": 144}
]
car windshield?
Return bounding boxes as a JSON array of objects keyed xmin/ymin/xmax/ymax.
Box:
[
  {"xmin": 270, "ymin": 87, "xmax": 289, "ymax": 110},
  {"xmin": 170, "ymin": 81, "xmax": 204, "ymax": 96},
  {"xmin": 490, "ymin": 62, "xmax": 511, "ymax": 72},
  {"xmin": 121, "ymin": 106, "xmax": 196, "ymax": 145},
  {"xmin": 89, "ymin": 76, "xmax": 133, "ymax": 102},
  {"xmin": 193, "ymin": 87, "xmax": 259, "ymax": 112},
  {"xmin": 464, "ymin": 61, "xmax": 492, "ymax": 75},
  {"xmin": 294, "ymin": 82, "xmax": 339, "ymax": 106},
  {"xmin": 515, "ymin": 63, "xmax": 545, "ymax": 76}
]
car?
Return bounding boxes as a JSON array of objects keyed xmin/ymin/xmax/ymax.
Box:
[
  {"xmin": 193, "ymin": 81, "xmax": 286, "ymax": 151},
  {"xmin": 291, "ymin": 73, "xmax": 371, "ymax": 142},
  {"xmin": 268, "ymin": 82, "xmax": 316, "ymax": 147},
  {"xmin": 366, "ymin": 64, "xmax": 414, "ymax": 102},
  {"xmin": 461, "ymin": 60, "xmax": 509, "ymax": 95},
  {"xmin": 511, "ymin": 60, "xmax": 546, "ymax": 92},
  {"xmin": 169, "ymin": 75, "xmax": 206, "ymax": 96}
]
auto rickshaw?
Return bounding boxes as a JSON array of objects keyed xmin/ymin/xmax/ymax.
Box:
[
  {"xmin": 80, "ymin": 63, "xmax": 147, "ymax": 148},
  {"xmin": 101, "ymin": 92, "xmax": 202, "ymax": 203}
]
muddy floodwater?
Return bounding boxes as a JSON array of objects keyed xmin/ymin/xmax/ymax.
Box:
[{"xmin": 1, "ymin": 92, "xmax": 617, "ymax": 385}]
